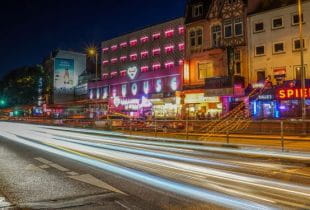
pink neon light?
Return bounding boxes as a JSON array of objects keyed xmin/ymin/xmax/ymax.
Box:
[
  {"xmin": 152, "ymin": 48, "xmax": 161, "ymax": 56},
  {"xmin": 165, "ymin": 29, "xmax": 174, "ymax": 37},
  {"xmin": 178, "ymin": 43, "xmax": 185, "ymax": 51},
  {"xmin": 130, "ymin": 53, "xmax": 138, "ymax": 61},
  {"xmin": 165, "ymin": 61, "xmax": 174, "ymax": 69},
  {"xmin": 179, "ymin": 59, "xmax": 184, "ymax": 65},
  {"xmin": 120, "ymin": 70, "xmax": 127, "ymax": 76},
  {"xmin": 102, "ymin": 60, "xmax": 109, "ymax": 65},
  {"xmin": 141, "ymin": 66, "xmax": 149, "ymax": 72},
  {"xmin": 152, "ymin": 63, "xmax": 161, "ymax": 70},
  {"xmin": 141, "ymin": 51, "xmax": 148, "ymax": 59},
  {"xmin": 140, "ymin": 36, "xmax": 149, "ymax": 43},
  {"xmin": 130, "ymin": 39, "xmax": 138, "ymax": 47},
  {"xmin": 178, "ymin": 26, "xmax": 185, "ymax": 34},
  {"xmin": 120, "ymin": 42, "xmax": 127, "ymax": 48},
  {"xmin": 152, "ymin": 33, "xmax": 161, "ymax": 40},
  {"xmin": 102, "ymin": 47, "xmax": 109, "ymax": 53},
  {"xmin": 165, "ymin": 45, "xmax": 174, "ymax": 53},
  {"xmin": 111, "ymin": 58, "xmax": 118, "ymax": 64},
  {"xmin": 111, "ymin": 45, "xmax": 118, "ymax": 51},
  {"xmin": 111, "ymin": 71, "xmax": 118, "ymax": 75},
  {"xmin": 120, "ymin": 56, "xmax": 127, "ymax": 62}
]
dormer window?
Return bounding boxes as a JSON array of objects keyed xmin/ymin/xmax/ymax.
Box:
[{"xmin": 192, "ymin": 4, "xmax": 203, "ymax": 18}]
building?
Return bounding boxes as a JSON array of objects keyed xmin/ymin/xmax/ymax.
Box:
[
  {"xmin": 184, "ymin": 0, "xmax": 248, "ymax": 119},
  {"xmin": 247, "ymin": 0, "xmax": 310, "ymax": 119},
  {"xmin": 88, "ymin": 18, "xmax": 185, "ymax": 119}
]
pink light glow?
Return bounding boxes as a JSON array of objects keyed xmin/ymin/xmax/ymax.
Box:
[
  {"xmin": 102, "ymin": 60, "xmax": 109, "ymax": 65},
  {"xmin": 178, "ymin": 43, "xmax": 185, "ymax": 51},
  {"xmin": 102, "ymin": 47, "xmax": 109, "ymax": 53},
  {"xmin": 120, "ymin": 56, "xmax": 127, "ymax": 62},
  {"xmin": 111, "ymin": 71, "xmax": 118, "ymax": 75},
  {"xmin": 152, "ymin": 33, "xmax": 161, "ymax": 40},
  {"xmin": 130, "ymin": 39, "xmax": 138, "ymax": 47},
  {"xmin": 111, "ymin": 45, "xmax": 118, "ymax": 51},
  {"xmin": 152, "ymin": 63, "xmax": 161, "ymax": 70},
  {"xmin": 179, "ymin": 59, "xmax": 184, "ymax": 65},
  {"xmin": 178, "ymin": 26, "xmax": 185, "ymax": 34},
  {"xmin": 165, "ymin": 61, "xmax": 174, "ymax": 69},
  {"xmin": 140, "ymin": 51, "xmax": 148, "ymax": 59},
  {"xmin": 165, "ymin": 29, "xmax": 174, "ymax": 37},
  {"xmin": 165, "ymin": 45, "xmax": 174, "ymax": 53},
  {"xmin": 140, "ymin": 36, "xmax": 149, "ymax": 43},
  {"xmin": 120, "ymin": 70, "xmax": 127, "ymax": 77},
  {"xmin": 152, "ymin": 48, "xmax": 161, "ymax": 56},
  {"xmin": 141, "ymin": 66, "xmax": 149, "ymax": 72},
  {"xmin": 120, "ymin": 42, "xmax": 127, "ymax": 48},
  {"xmin": 111, "ymin": 58, "xmax": 118, "ymax": 64},
  {"xmin": 130, "ymin": 53, "xmax": 138, "ymax": 61}
]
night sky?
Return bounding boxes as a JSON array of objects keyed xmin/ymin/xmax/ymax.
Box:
[{"xmin": 0, "ymin": 0, "xmax": 186, "ymax": 78}]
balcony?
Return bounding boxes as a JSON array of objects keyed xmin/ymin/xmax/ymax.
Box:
[{"xmin": 205, "ymin": 75, "xmax": 245, "ymax": 97}]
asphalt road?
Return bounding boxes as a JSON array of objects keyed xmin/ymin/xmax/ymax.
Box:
[{"xmin": 0, "ymin": 122, "xmax": 310, "ymax": 209}]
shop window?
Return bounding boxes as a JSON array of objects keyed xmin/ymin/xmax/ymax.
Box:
[
  {"xmin": 152, "ymin": 63, "xmax": 161, "ymax": 71},
  {"xmin": 272, "ymin": 17, "xmax": 284, "ymax": 29},
  {"xmin": 224, "ymin": 19, "xmax": 233, "ymax": 38},
  {"xmin": 130, "ymin": 54, "xmax": 138, "ymax": 61},
  {"xmin": 165, "ymin": 45, "xmax": 174, "ymax": 53},
  {"xmin": 235, "ymin": 50, "xmax": 241, "ymax": 75},
  {"xmin": 255, "ymin": 45, "xmax": 265, "ymax": 56},
  {"xmin": 178, "ymin": 26, "xmax": 185, "ymax": 34},
  {"xmin": 140, "ymin": 51, "xmax": 148, "ymax": 59},
  {"xmin": 234, "ymin": 17, "xmax": 243, "ymax": 36},
  {"xmin": 140, "ymin": 36, "xmax": 149, "ymax": 43},
  {"xmin": 293, "ymin": 38, "xmax": 306, "ymax": 51},
  {"xmin": 254, "ymin": 22, "xmax": 264, "ymax": 33},
  {"xmin": 211, "ymin": 25, "xmax": 221, "ymax": 48},
  {"xmin": 292, "ymin": 13, "xmax": 304, "ymax": 26},
  {"xmin": 192, "ymin": 4, "xmax": 203, "ymax": 18},
  {"xmin": 256, "ymin": 70, "xmax": 266, "ymax": 83},
  {"xmin": 130, "ymin": 39, "xmax": 138, "ymax": 47},
  {"xmin": 141, "ymin": 66, "xmax": 149, "ymax": 72},
  {"xmin": 165, "ymin": 29, "xmax": 174, "ymax": 38},
  {"xmin": 165, "ymin": 61, "xmax": 174, "ymax": 69},
  {"xmin": 120, "ymin": 42, "xmax": 127, "ymax": 48},
  {"xmin": 152, "ymin": 48, "xmax": 161, "ymax": 56},
  {"xmin": 152, "ymin": 33, "xmax": 161, "ymax": 40},
  {"xmin": 273, "ymin": 42, "xmax": 285, "ymax": 54},
  {"xmin": 198, "ymin": 63, "xmax": 212, "ymax": 80}
]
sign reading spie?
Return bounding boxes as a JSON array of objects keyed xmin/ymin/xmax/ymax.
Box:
[{"xmin": 277, "ymin": 88, "xmax": 310, "ymax": 100}]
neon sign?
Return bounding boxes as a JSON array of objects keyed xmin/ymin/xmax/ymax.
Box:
[
  {"xmin": 131, "ymin": 83, "xmax": 138, "ymax": 96},
  {"xmin": 122, "ymin": 84, "xmax": 127, "ymax": 97},
  {"xmin": 277, "ymin": 88, "xmax": 310, "ymax": 100},
  {"xmin": 127, "ymin": 66, "xmax": 138, "ymax": 80},
  {"xmin": 143, "ymin": 81, "xmax": 149, "ymax": 94},
  {"xmin": 102, "ymin": 87, "xmax": 108, "ymax": 99},
  {"xmin": 170, "ymin": 77, "xmax": 177, "ymax": 91},
  {"xmin": 155, "ymin": 79, "xmax": 162, "ymax": 93}
]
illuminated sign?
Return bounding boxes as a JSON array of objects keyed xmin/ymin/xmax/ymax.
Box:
[
  {"xmin": 113, "ymin": 97, "xmax": 152, "ymax": 110},
  {"xmin": 102, "ymin": 87, "xmax": 108, "ymax": 99},
  {"xmin": 131, "ymin": 83, "xmax": 138, "ymax": 96},
  {"xmin": 155, "ymin": 79, "xmax": 162, "ymax": 93},
  {"xmin": 143, "ymin": 81, "xmax": 149, "ymax": 94},
  {"xmin": 170, "ymin": 77, "xmax": 177, "ymax": 91},
  {"xmin": 277, "ymin": 88, "xmax": 310, "ymax": 100},
  {"xmin": 258, "ymin": 95, "xmax": 274, "ymax": 100},
  {"xmin": 127, "ymin": 66, "xmax": 138, "ymax": 80},
  {"xmin": 121, "ymin": 84, "xmax": 127, "ymax": 97},
  {"xmin": 113, "ymin": 97, "xmax": 121, "ymax": 107}
]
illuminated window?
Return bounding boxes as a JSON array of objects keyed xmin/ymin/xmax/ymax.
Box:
[
  {"xmin": 110, "ymin": 71, "xmax": 118, "ymax": 78},
  {"xmin": 165, "ymin": 61, "xmax": 174, "ymax": 69},
  {"xmin": 102, "ymin": 73, "xmax": 109, "ymax": 79},
  {"xmin": 111, "ymin": 58, "xmax": 118, "ymax": 64},
  {"xmin": 120, "ymin": 42, "xmax": 128, "ymax": 48},
  {"xmin": 152, "ymin": 33, "xmax": 161, "ymax": 40},
  {"xmin": 102, "ymin": 47, "xmax": 109, "ymax": 53},
  {"xmin": 165, "ymin": 45, "xmax": 174, "ymax": 53},
  {"xmin": 102, "ymin": 60, "xmax": 109, "ymax": 65},
  {"xmin": 120, "ymin": 56, "xmax": 127, "ymax": 62},
  {"xmin": 141, "ymin": 66, "xmax": 149, "ymax": 72},
  {"xmin": 152, "ymin": 63, "xmax": 161, "ymax": 71},
  {"xmin": 140, "ymin": 36, "xmax": 149, "ymax": 43},
  {"xmin": 198, "ymin": 63, "xmax": 212, "ymax": 80},
  {"xmin": 130, "ymin": 53, "xmax": 138, "ymax": 61},
  {"xmin": 111, "ymin": 45, "xmax": 118, "ymax": 51},
  {"xmin": 152, "ymin": 48, "xmax": 161, "ymax": 56},
  {"xmin": 179, "ymin": 59, "xmax": 184, "ymax": 65},
  {"xmin": 165, "ymin": 29, "xmax": 174, "ymax": 38},
  {"xmin": 178, "ymin": 26, "xmax": 185, "ymax": 34},
  {"xmin": 178, "ymin": 43, "xmax": 185, "ymax": 51},
  {"xmin": 130, "ymin": 39, "xmax": 138, "ymax": 47},
  {"xmin": 120, "ymin": 70, "xmax": 127, "ymax": 77},
  {"xmin": 140, "ymin": 51, "xmax": 149, "ymax": 59}
]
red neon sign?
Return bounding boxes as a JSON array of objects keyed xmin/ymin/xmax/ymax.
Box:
[{"xmin": 276, "ymin": 88, "xmax": 310, "ymax": 100}]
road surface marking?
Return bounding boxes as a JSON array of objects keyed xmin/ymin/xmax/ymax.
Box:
[
  {"xmin": 25, "ymin": 164, "xmax": 46, "ymax": 172},
  {"xmin": 66, "ymin": 171, "xmax": 79, "ymax": 176},
  {"xmin": 69, "ymin": 174, "xmax": 126, "ymax": 195},
  {"xmin": 49, "ymin": 163, "xmax": 69, "ymax": 172},
  {"xmin": 39, "ymin": 165, "xmax": 50, "ymax": 169},
  {"xmin": 34, "ymin": 157, "xmax": 53, "ymax": 164}
]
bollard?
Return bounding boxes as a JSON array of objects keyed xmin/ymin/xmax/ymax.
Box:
[{"xmin": 280, "ymin": 121, "xmax": 284, "ymax": 151}]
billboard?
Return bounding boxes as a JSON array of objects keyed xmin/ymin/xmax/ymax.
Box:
[{"xmin": 54, "ymin": 58, "xmax": 74, "ymax": 89}]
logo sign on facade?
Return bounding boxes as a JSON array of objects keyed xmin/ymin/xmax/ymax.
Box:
[
  {"xmin": 102, "ymin": 87, "xmax": 108, "ymax": 99},
  {"xmin": 277, "ymin": 88, "xmax": 310, "ymax": 100},
  {"xmin": 131, "ymin": 83, "xmax": 138, "ymax": 96},
  {"xmin": 258, "ymin": 95, "xmax": 274, "ymax": 100},
  {"xmin": 143, "ymin": 81, "xmax": 149, "ymax": 94},
  {"xmin": 122, "ymin": 84, "xmax": 127, "ymax": 97},
  {"xmin": 127, "ymin": 66, "xmax": 138, "ymax": 80},
  {"xmin": 155, "ymin": 79, "xmax": 162, "ymax": 93},
  {"xmin": 113, "ymin": 96, "xmax": 121, "ymax": 107},
  {"xmin": 170, "ymin": 77, "xmax": 177, "ymax": 91}
]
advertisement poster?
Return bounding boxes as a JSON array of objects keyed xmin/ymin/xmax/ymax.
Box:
[{"xmin": 54, "ymin": 58, "xmax": 74, "ymax": 89}]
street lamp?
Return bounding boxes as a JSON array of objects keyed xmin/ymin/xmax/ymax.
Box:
[{"xmin": 298, "ymin": 0, "xmax": 306, "ymax": 120}]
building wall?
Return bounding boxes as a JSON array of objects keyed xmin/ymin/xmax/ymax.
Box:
[{"xmin": 248, "ymin": 1, "xmax": 310, "ymax": 84}]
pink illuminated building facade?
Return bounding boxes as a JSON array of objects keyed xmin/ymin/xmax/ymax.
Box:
[{"xmin": 88, "ymin": 18, "xmax": 185, "ymax": 118}]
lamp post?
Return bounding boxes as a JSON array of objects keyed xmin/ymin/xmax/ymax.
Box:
[
  {"xmin": 87, "ymin": 47, "xmax": 99, "ymax": 120},
  {"xmin": 298, "ymin": 0, "xmax": 306, "ymax": 120}
]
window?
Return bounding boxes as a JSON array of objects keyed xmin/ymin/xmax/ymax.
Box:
[
  {"xmin": 152, "ymin": 63, "xmax": 161, "ymax": 71},
  {"xmin": 272, "ymin": 17, "xmax": 284, "ymax": 29},
  {"xmin": 192, "ymin": 4, "xmax": 203, "ymax": 17},
  {"xmin": 178, "ymin": 26, "xmax": 185, "ymax": 34},
  {"xmin": 255, "ymin": 45, "xmax": 265, "ymax": 56},
  {"xmin": 120, "ymin": 56, "xmax": 127, "ymax": 62},
  {"xmin": 152, "ymin": 48, "xmax": 161, "ymax": 56},
  {"xmin": 165, "ymin": 61, "xmax": 174, "ymax": 69},
  {"xmin": 273, "ymin": 42, "xmax": 285, "ymax": 54},
  {"xmin": 190, "ymin": 30, "xmax": 196, "ymax": 47},
  {"xmin": 141, "ymin": 66, "xmax": 149, "ymax": 72},
  {"xmin": 130, "ymin": 39, "xmax": 138, "ymax": 47},
  {"xmin": 189, "ymin": 28, "xmax": 203, "ymax": 48},
  {"xmin": 120, "ymin": 70, "xmax": 127, "ymax": 77},
  {"xmin": 111, "ymin": 45, "xmax": 118, "ymax": 51},
  {"xmin": 198, "ymin": 63, "xmax": 212, "ymax": 80},
  {"xmin": 140, "ymin": 51, "xmax": 148, "ymax": 59},
  {"xmin": 235, "ymin": 50, "xmax": 241, "ymax": 75},
  {"xmin": 254, "ymin": 22, "xmax": 264, "ymax": 33},
  {"xmin": 130, "ymin": 54, "xmax": 138, "ymax": 61},
  {"xmin": 197, "ymin": 28, "xmax": 203, "ymax": 46},
  {"xmin": 165, "ymin": 29, "xmax": 174, "ymax": 38},
  {"xmin": 165, "ymin": 45, "xmax": 174, "ymax": 53},
  {"xmin": 152, "ymin": 33, "xmax": 161, "ymax": 40},
  {"xmin": 102, "ymin": 60, "xmax": 109, "ymax": 65},
  {"xmin": 120, "ymin": 42, "xmax": 127, "ymax": 48},
  {"xmin": 102, "ymin": 47, "xmax": 109, "ymax": 53},
  {"xmin": 224, "ymin": 19, "xmax": 233, "ymax": 38},
  {"xmin": 178, "ymin": 43, "xmax": 185, "ymax": 51},
  {"xmin": 140, "ymin": 36, "xmax": 149, "ymax": 43},
  {"xmin": 211, "ymin": 25, "xmax": 221, "ymax": 48},
  {"xmin": 102, "ymin": 73, "xmax": 109, "ymax": 80},
  {"xmin": 292, "ymin": 13, "xmax": 304, "ymax": 25},
  {"xmin": 293, "ymin": 38, "xmax": 306, "ymax": 51},
  {"xmin": 111, "ymin": 58, "xmax": 118, "ymax": 64},
  {"xmin": 257, "ymin": 70, "xmax": 266, "ymax": 82},
  {"xmin": 234, "ymin": 17, "xmax": 243, "ymax": 36}
]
